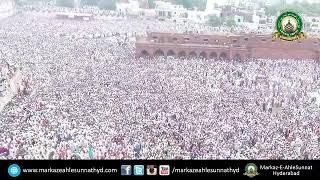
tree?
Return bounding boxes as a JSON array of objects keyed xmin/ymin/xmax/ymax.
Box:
[
  {"xmin": 98, "ymin": 0, "xmax": 116, "ymax": 10},
  {"xmin": 16, "ymin": 0, "xmax": 53, "ymax": 6},
  {"xmin": 81, "ymin": 0, "xmax": 99, "ymax": 6},
  {"xmin": 265, "ymin": 5, "xmax": 279, "ymax": 16},
  {"xmin": 265, "ymin": 0, "xmax": 320, "ymax": 16},
  {"xmin": 226, "ymin": 17, "xmax": 235, "ymax": 27},
  {"xmin": 56, "ymin": 0, "xmax": 74, "ymax": 7},
  {"xmin": 148, "ymin": 0, "xmax": 155, "ymax": 9},
  {"xmin": 174, "ymin": 0, "xmax": 206, "ymax": 11},
  {"xmin": 175, "ymin": 0, "xmax": 192, "ymax": 9},
  {"xmin": 196, "ymin": 0, "xmax": 207, "ymax": 11},
  {"xmin": 207, "ymin": 15, "xmax": 221, "ymax": 27}
]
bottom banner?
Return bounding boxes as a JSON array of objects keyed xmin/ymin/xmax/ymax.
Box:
[{"xmin": 0, "ymin": 160, "xmax": 319, "ymax": 178}]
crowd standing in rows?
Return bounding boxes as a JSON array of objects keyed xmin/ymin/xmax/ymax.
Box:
[{"xmin": 0, "ymin": 10, "xmax": 320, "ymax": 160}]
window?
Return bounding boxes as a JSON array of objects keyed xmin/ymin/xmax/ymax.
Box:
[
  {"xmin": 233, "ymin": 39, "xmax": 237, "ymax": 43},
  {"xmin": 204, "ymin": 39, "xmax": 209, "ymax": 42},
  {"xmin": 184, "ymin": 37, "xmax": 190, "ymax": 41},
  {"xmin": 152, "ymin": 36, "xmax": 158, "ymax": 39},
  {"xmin": 173, "ymin": 37, "xmax": 178, "ymax": 41},
  {"xmin": 261, "ymin": 39, "xmax": 266, "ymax": 41},
  {"xmin": 244, "ymin": 37, "xmax": 249, "ymax": 41}
]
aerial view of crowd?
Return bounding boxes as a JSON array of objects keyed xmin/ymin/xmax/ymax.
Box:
[{"xmin": 0, "ymin": 9, "xmax": 320, "ymax": 160}]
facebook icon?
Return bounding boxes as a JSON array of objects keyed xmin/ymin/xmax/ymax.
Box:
[{"xmin": 121, "ymin": 165, "xmax": 132, "ymax": 176}]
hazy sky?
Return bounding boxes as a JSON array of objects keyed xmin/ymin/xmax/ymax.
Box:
[
  {"xmin": 269, "ymin": 0, "xmax": 320, "ymax": 4},
  {"xmin": 210, "ymin": 0, "xmax": 319, "ymax": 4}
]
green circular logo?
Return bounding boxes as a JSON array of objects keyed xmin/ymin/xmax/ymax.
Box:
[
  {"xmin": 276, "ymin": 11, "xmax": 303, "ymax": 38},
  {"xmin": 244, "ymin": 163, "xmax": 259, "ymax": 178}
]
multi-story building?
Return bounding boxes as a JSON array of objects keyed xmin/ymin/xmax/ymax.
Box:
[
  {"xmin": 116, "ymin": 0, "xmax": 140, "ymax": 15},
  {"xmin": 0, "ymin": 0, "xmax": 15, "ymax": 19},
  {"xmin": 154, "ymin": 1, "xmax": 187, "ymax": 21}
]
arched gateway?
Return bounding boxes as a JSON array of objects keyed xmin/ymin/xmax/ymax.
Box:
[
  {"xmin": 167, "ymin": 50, "xmax": 175, "ymax": 56},
  {"xmin": 154, "ymin": 49, "xmax": 165, "ymax": 56}
]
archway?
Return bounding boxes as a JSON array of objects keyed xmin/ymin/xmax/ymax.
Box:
[
  {"xmin": 209, "ymin": 52, "xmax": 218, "ymax": 59},
  {"xmin": 154, "ymin": 49, "xmax": 165, "ymax": 56},
  {"xmin": 167, "ymin": 50, "xmax": 176, "ymax": 57},
  {"xmin": 233, "ymin": 54, "xmax": 241, "ymax": 61},
  {"xmin": 219, "ymin": 52, "xmax": 228, "ymax": 60},
  {"xmin": 141, "ymin": 50, "xmax": 149, "ymax": 57},
  {"xmin": 178, "ymin": 51, "xmax": 186, "ymax": 57},
  {"xmin": 199, "ymin": 52, "xmax": 207, "ymax": 59},
  {"xmin": 189, "ymin": 51, "xmax": 197, "ymax": 58}
]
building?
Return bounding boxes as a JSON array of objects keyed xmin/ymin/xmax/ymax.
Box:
[
  {"xmin": 234, "ymin": 15, "xmax": 244, "ymax": 24},
  {"xmin": 55, "ymin": 12, "xmax": 93, "ymax": 21},
  {"xmin": 139, "ymin": 8, "xmax": 157, "ymax": 18},
  {"xmin": 136, "ymin": 32, "xmax": 320, "ymax": 60},
  {"xmin": 286, "ymin": 0, "xmax": 320, "ymax": 4},
  {"xmin": 307, "ymin": 16, "xmax": 320, "ymax": 28},
  {"xmin": 205, "ymin": 0, "xmax": 215, "ymax": 12},
  {"xmin": 208, "ymin": 0, "xmax": 251, "ymax": 7},
  {"xmin": 154, "ymin": 1, "xmax": 187, "ymax": 21},
  {"xmin": 214, "ymin": 0, "xmax": 232, "ymax": 7},
  {"xmin": 220, "ymin": 6, "xmax": 237, "ymax": 19},
  {"xmin": 205, "ymin": 0, "xmax": 222, "ymax": 18},
  {"xmin": 0, "ymin": 0, "xmax": 15, "ymax": 19},
  {"xmin": 116, "ymin": 0, "xmax": 140, "ymax": 15},
  {"xmin": 188, "ymin": 10, "xmax": 207, "ymax": 24}
]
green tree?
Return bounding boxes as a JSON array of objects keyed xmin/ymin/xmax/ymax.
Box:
[
  {"xmin": 56, "ymin": 0, "xmax": 74, "ymax": 7},
  {"xmin": 174, "ymin": 0, "xmax": 206, "ymax": 11},
  {"xmin": 265, "ymin": 0, "xmax": 320, "ymax": 16},
  {"xmin": 81, "ymin": 0, "xmax": 99, "ymax": 6},
  {"xmin": 148, "ymin": 0, "xmax": 156, "ymax": 9},
  {"xmin": 175, "ymin": 0, "xmax": 192, "ymax": 9},
  {"xmin": 98, "ymin": 0, "xmax": 116, "ymax": 10},
  {"xmin": 207, "ymin": 15, "xmax": 221, "ymax": 27},
  {"xmin": 265, "ymin": 6, "xmax": 279, "ymax": 16},
  {"xmin": 265, "ymin": 0, "xmax": 289, "ymax": 16},
  {"xmin": 226, "ymin": 17, "xmax": 235, "ymax": 27},
  {"xmin": 16, "ymin": 0, "xmax": 53, "ymax": 6},
  {"xmin": 196, "ymin": 0, "xmax": 207, "ymax": 11}
]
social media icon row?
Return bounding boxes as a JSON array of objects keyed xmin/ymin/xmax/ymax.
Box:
[
  {"xmin": 121, "ymin": 165, "xmax": 170, "ymax": 176},
  {"xmin": 121, "ymin": 165, "xmax": 143, "ymax": 176}
]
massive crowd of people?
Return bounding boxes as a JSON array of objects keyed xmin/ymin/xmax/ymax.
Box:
[
  {"xmin": 0, "ymin": 10, "xmax": 320, "ymax": 160},
  {"xmin": 19, "ymin": 4, "xmax": 275, "ymax": 35}
]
